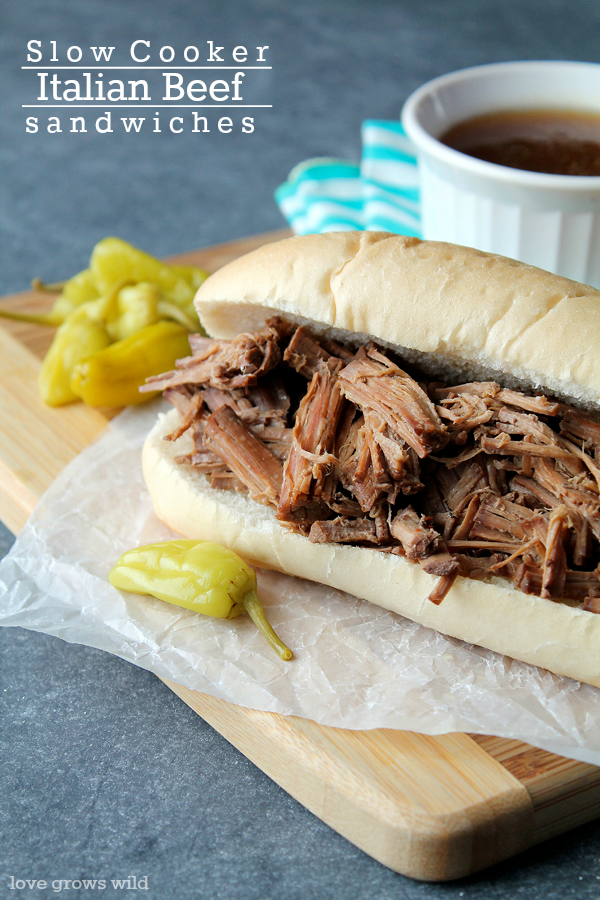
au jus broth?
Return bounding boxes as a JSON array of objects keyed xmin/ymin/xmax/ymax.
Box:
[{"xmin": 441, "ymin": 109, "xmax": 600, "ymax": 176}]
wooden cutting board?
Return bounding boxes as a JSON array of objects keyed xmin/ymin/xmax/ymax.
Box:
[{"xmin": 2, "ymin": 229, "xmax": 600, "ymax": 882}]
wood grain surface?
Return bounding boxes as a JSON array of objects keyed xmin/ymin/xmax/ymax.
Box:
[{"xmin": 2, "ymin": 228, "xmax": 600, "ymax": 881}]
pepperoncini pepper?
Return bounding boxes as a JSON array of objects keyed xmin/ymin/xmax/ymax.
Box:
[
  {"xmin": 91, "ymin": 237, "xmax": 207, "ymax": 311},
  {"xmin": 0, "ymin": 236, "xmax": 209, "ymax": 407},
  {"xmin": 49, "ymin": 268, "xmax": 100, "ymax": 321},
  {"xmin": 104, "ymin": 281, "xmax": 198, "ymax": 341},
  {"xmin": 105, "ymin": 282, "xmax": 161, "ymax": 341},
  {"xmin": 70, "ymin": 320, "xmax": 191, "ymax": 406},
  {"xmin": 38, "ymin": 305, "xmax": 111, "ymax": 406},
  {"xmin": 109, "ymin": 540, "xmax": 293, "ymax": 661}
]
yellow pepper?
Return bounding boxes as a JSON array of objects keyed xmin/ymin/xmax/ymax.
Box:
[
  {"xmin": 38, "ymin": 305, "xmax": 111, "ymax": 406},
  {"xmin": 50, "ymin": 268, "xmax": 100, "ymax": 321},
  {"xmin": 0, "ymin": 237, "xmax": 210, "ymax": 407},
  {"xmin": 90, "ymin": 237, "xmax": 208, "ymax": 313},
  {"xmin": 105, "ymin": 282, "xmax": 161, "ymax": 342},
  {"xmin": 104, "ymin": 281, "xmax": 199, "ymax": 342},
  {"xmin": 70, "ymin": 320, "xmax": 191, "ymax": 407},
  {"xmin": 109, "ymin": 540, "xmax": 293, "ymax": 661},
  {"xmin": 170, "ymin": 264, "xmax": 210, "ymax": 292}
]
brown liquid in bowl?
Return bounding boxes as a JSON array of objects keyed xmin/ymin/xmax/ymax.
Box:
[{"xmin": 440, "ymin": 109, "xmax": 600, "ymax": 176}]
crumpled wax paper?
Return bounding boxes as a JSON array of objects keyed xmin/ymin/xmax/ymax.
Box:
[{"xmin": 1, "ymin": 400, "xmax": 599, "ymax": 766}]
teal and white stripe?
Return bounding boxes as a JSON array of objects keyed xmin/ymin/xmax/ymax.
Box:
[
  {"xmin": 275, "ymin": 120, "xmax": 422, "ymax": 238},
  {"xmin": 361, "ymin": 120, "xmax": 421, "ymax": 236},
  {"xmin": 274, "ymin": 158, "xmax": 364, "ymax": 235}
]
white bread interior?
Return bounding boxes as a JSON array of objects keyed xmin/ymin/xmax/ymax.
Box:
[{"xmin": 142, "ymin": 232, "xmax": 600, "ymax": 687}]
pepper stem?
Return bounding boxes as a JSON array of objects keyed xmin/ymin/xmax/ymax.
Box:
[
  {"xmin": 31, "ymin": 277, "xmax": 66, "ymax": 293},
  {"xmin": 241, "ymin": 590, "xmax": 293, "ymax": 661},
  {"xmin": 0, "ymin": 308, "xmax": 61, "ymax": 326}
]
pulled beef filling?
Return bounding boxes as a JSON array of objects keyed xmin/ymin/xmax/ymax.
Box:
[{"xmin": 143, "ymin": 317, "xmax": 600, "ymax": 609}]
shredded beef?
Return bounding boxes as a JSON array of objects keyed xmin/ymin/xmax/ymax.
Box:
[
  {"xmin": 141, "ymin": 318, "xmax": 285, "ymax": 393},
  {"xmin": 276, "ymin": 358, "xmax": 347, "ymax": 529},
  {"xmin": 284, "ymin": 326, "xmax": 336, "ymax": 378},
  {"xmin": 338, "ymin": 347, "xmax": 449, "ymax": 458},
  {"xmin": 151, "ymin": 317, "xmax": 600, "ymax": 610},
  {"xmin": 163, "ymin": 387, "xmax": 205, "ymax": 441},
  {"xmin": 541, "ymin": 505, "xmax": 569, "ymax": 598},
  {"xmin": 560, "ymin": 408, "xmax": 600, "ymax": 451},
  {"xmin": 309, "ymin": 516, "xmax": 379, "ymax": 544},
  {"xmin": 203, "ymin": 406, "xmax": 283, "ymax": 506},
  {"xmin": 427, "ymin": 571, "xmax": 459, "ymax": 605},
  {"xmin": 389, "ymin": 506, "xmax": 441, "ymax": 559}
]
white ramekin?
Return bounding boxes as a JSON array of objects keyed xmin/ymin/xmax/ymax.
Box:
[{"xmin": 401, "ymin": 61, "xmax": 600, "ymax": 287}]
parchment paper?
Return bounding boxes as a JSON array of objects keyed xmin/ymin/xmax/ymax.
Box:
[{"xmin": 1, "ymin": 401, "xmax": 599, "ymax": 765}]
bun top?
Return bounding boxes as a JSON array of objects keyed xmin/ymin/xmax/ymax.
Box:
[{"xmin": 194, "ymin": 231, "xmax": 600, "ymax": 410}]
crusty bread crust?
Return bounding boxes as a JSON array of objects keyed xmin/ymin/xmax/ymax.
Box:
[
  {"xmin": 144, "ymin": 409, "xmax": 600, "ymax": 687},
  {"xmin": 196, "ymin": 232, "xmax": 600, "ymax": 410},
  {"xmin": 143, "ymin": 233, "xmax": 600, "ymax": 686}
]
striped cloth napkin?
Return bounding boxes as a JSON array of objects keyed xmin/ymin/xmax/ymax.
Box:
[{"xmin": 275, "ymin": 121, "xmax": 422, "ymax": 237}]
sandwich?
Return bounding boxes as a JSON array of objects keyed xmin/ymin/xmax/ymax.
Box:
[{"xmin": 141, "ymin": 231, "xmax": 600, "ymax": 687}]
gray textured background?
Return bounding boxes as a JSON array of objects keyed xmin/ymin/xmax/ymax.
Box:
[{"xmin": 2, "ymin": 1, "xmax": 600, "ymax": 898}]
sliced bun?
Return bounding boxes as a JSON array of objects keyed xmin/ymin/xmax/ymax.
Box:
[
  {"xmin": 196, "ymin": 231, "xmax": 600, "ymax": 410},
  {"xmin": 143, "ymin": 408, "xmax": 600, "ymax": 687},
  {"xmin": 142, "ymin": 233, "xmax": 600, "ymax": 687}
]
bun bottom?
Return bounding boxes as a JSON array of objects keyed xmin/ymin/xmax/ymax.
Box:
[{"xmin": 143, "ymin": 408, "xmax": 600, "ymax": 689}]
